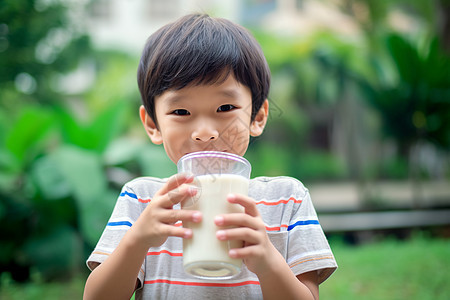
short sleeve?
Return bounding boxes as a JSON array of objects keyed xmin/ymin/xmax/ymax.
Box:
[
  {"xmin": 86, "ymin": 183, "xmax": 146, "ymax": 287},
  {"xmin": 251, "ymin": 176, "xmax": 337, "ymax": 284},
  {"xmin": 286, "ymin": 181, "xmax": 337, "ymax": 284}
]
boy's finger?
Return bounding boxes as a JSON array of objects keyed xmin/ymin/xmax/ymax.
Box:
[
  {"xmin": 227, "ymin": 244, "xmax": 260, "ymax": 259},
  {"xmin": 227, "ymin": 194, "xmax": 260, "ymax": 217},
  {"xmin": 161, "ymin": 225, "xmax": 194, "ymax": 239},
  {"xmin": 163, "ymin": 185, "xmax": 198, "ymax": 208},
  {"xmin": 216, "ymin": 227, "xmax": 259, "ymax": 244},
  {"xmin": 162, "ymin": 209, "xmax": 202, "ymax": 225},
  {"xmin": 157, "ymin": 173, "xmax": 194, "ymax": 197},
  {"xmin": 214, "ymin": 213, "xmax": 259, "ymax": 230}
]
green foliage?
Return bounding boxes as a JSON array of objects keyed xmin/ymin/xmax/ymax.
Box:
[
  {"xmin": 0, "ymin": 0, "xmax": 141, "ymax": 281},
  {"xmin": 360, "ymin": 33, "xmax": 450, "ymax": 151},
  {"xmin": 0, "ymin": 98, "xmax": 177, "ymax": 281},
  {"xmin": 258, "ymin": 24, "xmax": 450, "ymax": 181},
  {"xmin": 0, "ymin": 0, "xmax": 91, "ymax": 109},
  {"xmin": 247, "ymin": 143, "xmax": 346, "ymax": 181},
  {"xmin": 0, "ymin": 272, "xmax": 88, "ymax": 299},
  {"xmin": 57, "ymin": 101, "xmax": 127, "ymax": 153}
]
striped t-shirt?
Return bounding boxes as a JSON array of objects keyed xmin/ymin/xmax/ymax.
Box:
[{"xmin": 87, "ymin": 176, "xmax": 337, "ymax": 299}]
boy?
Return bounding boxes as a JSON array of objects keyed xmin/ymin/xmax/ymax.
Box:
[{"xmin": 84, "ymin": 14, "xmax": 337, "ymax": 299}]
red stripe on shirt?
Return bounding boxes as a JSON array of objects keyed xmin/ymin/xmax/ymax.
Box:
[
  {"xmin": 138, "ymin": 198, "xmax": 151, "ymax": 203},
  {"xmin": 265, "ymin": 224, "xmax": 289, "ymax": 231},
  {"xmin": 147, "ymin": 250, "xmax": 182, "ymax": 257},
  {"xmin": 144, "ymin": 279, "xmax": 260, "ymax": 287},
  {"xmin": 255, "ymin": 197, "xmax": 302, "ymax": 206},
  {"xmin": 139, "ymin": 197, "xmax": 301, "ymax": 205}
]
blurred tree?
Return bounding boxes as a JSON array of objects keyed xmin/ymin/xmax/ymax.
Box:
[
  {"xmin": 363, "ymin": 34, "xmax": 450, "ymax": 152},
  {"xmin": 0, "ymin": 0, "xmax": 91, "ymax": 110},
  {"xmin": 0, "ymin": 1, "xmax": 174, "ymax": 282},
  {"xmin": 335, "ymin": 0, "xmax": 450, "ymax": 156},
  {"xmin": 253, "ymin": 0, "xmax": 449, "ymax": 184},
  {"xmin": 0, "ymin": 0, "xmax": 95, "ymax": 282}
]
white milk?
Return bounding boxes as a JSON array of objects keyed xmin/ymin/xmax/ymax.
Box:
[{"xmin": 182, "ymin": 174, "xmax": 248, "ymax": 279}]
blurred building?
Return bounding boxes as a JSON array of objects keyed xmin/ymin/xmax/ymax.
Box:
[
  {"xmin": 83, "ymin": 0, "xmax": 364, "ymax": 54},
  {"xmin": 85, "ymin": 0, "xmax": 242, "ymax": 54}
]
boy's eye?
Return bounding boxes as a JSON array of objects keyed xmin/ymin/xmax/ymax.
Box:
[
  {"xmin": 171, "ymin": 109, "xmax": 190, "ymax": 116},
  {"xmin": 217, "ymin": 104, "xmax": 236, "ymax": 112}
]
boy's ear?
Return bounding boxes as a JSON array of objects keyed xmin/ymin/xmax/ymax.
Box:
[
  {"xmin": 250, "ymin": 99, "xmax": 269, "ymax": 137},
  {"xmin": 139, "ymin": 105, "xmax": 163, "ymax": 145}
]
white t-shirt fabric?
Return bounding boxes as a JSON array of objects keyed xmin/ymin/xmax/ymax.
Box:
[{"xmin": 87, "ymin": 176, "xmax": 337, "ymax": 299}]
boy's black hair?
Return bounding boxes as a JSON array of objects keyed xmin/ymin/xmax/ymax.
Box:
[{"xmin": 137, "ymin": 13, "xmax": 270, "ymax": 124}]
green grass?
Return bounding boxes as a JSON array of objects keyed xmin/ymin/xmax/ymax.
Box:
[
  {"xmin": 321, "ymin": 234, "xmax": 450, "ymax": 299},
  {"xmin": 0, "ymin": 273, "xmax": 88, "ymax": 299},
  {"xmin": 1, "ymin": 235, "xmax": 449, "ymax": 299}
]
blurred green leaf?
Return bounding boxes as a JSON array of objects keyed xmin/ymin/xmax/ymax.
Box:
[
  {"xmin": 31, "ymin": 155, "xmax": 71, "ymax": 200},
  {"xmin": 78, "ymin": 189, "xmax": 116, "ymax": 247},
  {"xmin": 385, "ymin": 34, "xmax": 422, "ymax": 85},
  {"xmin": 52, "ymin": 145, "xmax": 107, "ymax": 202},
  {"xmin": 22, "ymin": 226, "xmax": 83, "ymax": 280},
  {"xmin": 4, "ymin": 106, "xmax": 56, "ymax": 166},
  {"xmin": 104, "ymin": 138, "xmax": 141, "ymax": 166},
  {"xmin": 57, "ymin": 101, "xmax": 126, "ymax": 153},
  {"xmin": 47, "ymin": 145, "xmax": 115, "ymax": 245},
  {"xmin": 136, "ymin": 144, "xmax": 176, "ymax": 178}
]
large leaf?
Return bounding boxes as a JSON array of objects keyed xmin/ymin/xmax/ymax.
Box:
[
  {"xmin": 52, "ymin": 145, "xmax": 107, "ymax": 204},
  {"xmin": 57, "ymin": 101, "xmax": 127, "ymax": 153},
  {"xmin": 4, "ymin": 106, "xmax": 56, "ymax": 166},
  {"xmin": 31, "ymin": 154, "xmax": 72, "ymax": 201},
  {"xmin": 385, "ymin": 34, "xmax": 422, "ymax": 85},
  {"xmin": 30, "ymin": 144, "xmax": 116, "ymax": 246},
  {"xmin": 50, "ymin": 145, "xmax": 115, "ymax": 246}
]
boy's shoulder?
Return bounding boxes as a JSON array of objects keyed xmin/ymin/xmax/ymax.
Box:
[
  {"xmin": 122, "ymin": 176, "xmax": 168, "ymax": 196},
  {"xmin": 127, "ymin": 176, "xmax": 168, "ymax": 184},
  {"xmin": 250, "ymin": 176, "xmax": 308, "ymax": 199}
]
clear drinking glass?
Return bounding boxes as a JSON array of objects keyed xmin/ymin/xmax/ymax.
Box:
[{"xmin": 177, "ymin": 151, "xmax": 251, "ymax": 279}]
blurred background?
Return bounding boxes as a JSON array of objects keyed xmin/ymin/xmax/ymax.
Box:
[{"xmin": 1, "ymin": 0, "xmax": 449, "ymax": 299}]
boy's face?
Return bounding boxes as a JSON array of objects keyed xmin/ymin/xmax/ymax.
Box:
[{"xmin": 140, "ymin": 74, "xmax": 268, "ymax": 164}]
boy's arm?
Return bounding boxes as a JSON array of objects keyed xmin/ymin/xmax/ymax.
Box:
[
  {"xmin": 84, "ymin": 174, "xmax": 201, "ymax": 300},
  {"xmin": 254, "ymin": 250, "xmax": 319, "ymax": 300},
  {"xmin": 84, "ymin": 230, "xmax": 151, "ymax": 300},
  {"xmin": 215, "ymin": 194, "xmax": 318, "ymax": 300}
]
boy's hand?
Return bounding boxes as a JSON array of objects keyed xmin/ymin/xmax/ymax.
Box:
[
  {"xmin": 214, "ymin": 194, "xmax": 280, "ymax": 276},
  {"xmin": 130, "ymin": 173, "xmax": 202, "ymax": 249}
]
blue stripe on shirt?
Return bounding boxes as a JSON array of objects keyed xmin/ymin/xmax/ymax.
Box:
[
  {"xmin": 107, "ymin": 221, "xmax": 133, "ymax": 227},
  {"xmin": 287, "ymin": 220, "xmax": 320, "ymax": 231},
  {"xmin": 120, "ymin": 191, "xmax": 138, "ymax": 199},
  {"xmin": 106, "ymin": 220, "xmax": 319, "ymax": 230}
]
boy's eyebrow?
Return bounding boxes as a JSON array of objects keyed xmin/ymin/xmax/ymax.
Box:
[
  {"xmin": 218, "ymin": 89, "xmax": 240, "ymax": 99},
  {"xmin": 162, "ymin": 87, "xmax": 243, "ymax": 105},
  {"xmin": 160, "ymin": 92, "xmax": 185, "ymax": 105}
]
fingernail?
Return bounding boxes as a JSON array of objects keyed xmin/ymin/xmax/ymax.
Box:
[
  {"xmin": 192, "ymin": 212, "xmax": 202, "ymax": 222},
  {"xmin": 227, "ymin": 194, "xmax": 236, "ymax": 201},
  {"xmin": 214, "ymin": 215, "xmax": 224, "ymax": 225},
  {"xmin": 184, "ymin": 229, "xmax": 193, "ymax": 238},
  {"xmin": 229, "ymin": 249, "xmax": 237, "ymax": 258},
  {"xmin": 216, "ymin": 230, "xmax": 226, "ymax": 240}
]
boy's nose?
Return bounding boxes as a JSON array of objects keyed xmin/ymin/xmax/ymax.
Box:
[{"xmin": 192, "ymin": 126, "xmax": 219, "ymax": 142}]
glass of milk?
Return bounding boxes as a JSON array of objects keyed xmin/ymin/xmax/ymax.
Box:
[{"xmin": 177, "ymin": 151, "xmax": 251, "ymax": 279}]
